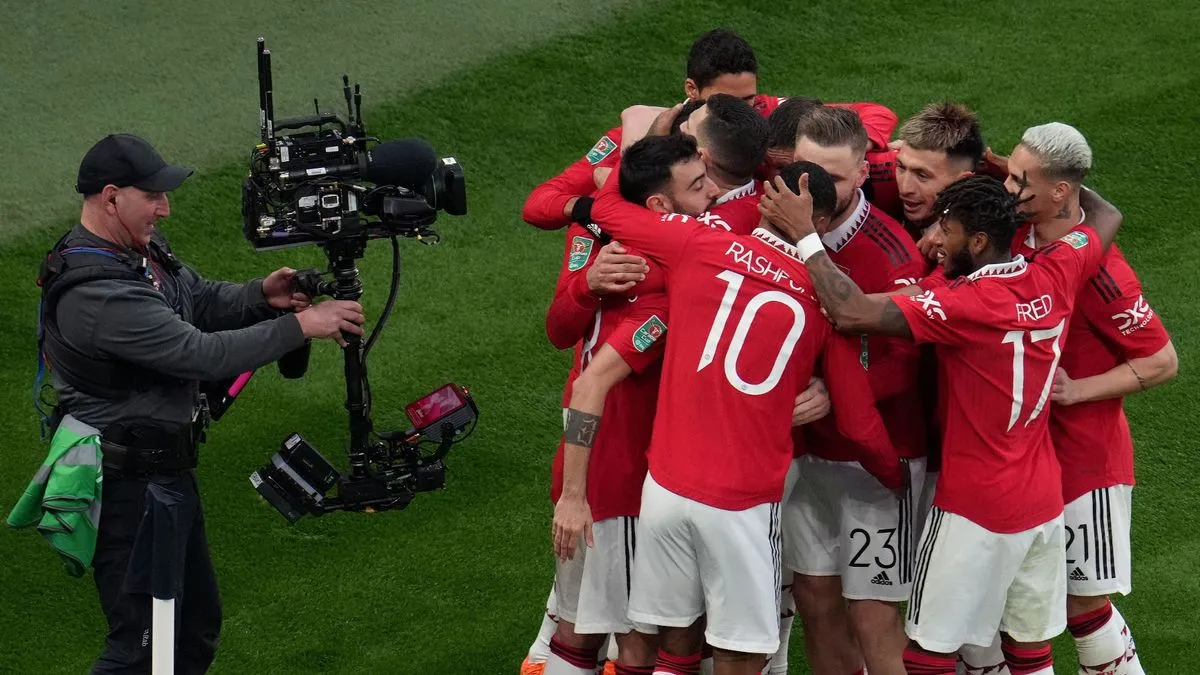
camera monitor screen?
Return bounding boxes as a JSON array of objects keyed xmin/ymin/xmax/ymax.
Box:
[{"xmin": 405, "ymin": 384, "xmax": 468, "ymax": 430}]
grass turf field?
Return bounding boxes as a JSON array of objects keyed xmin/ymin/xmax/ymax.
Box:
[{"xmin": 1, "ymin": 0, "xmax": 1197, "ymax": 672}]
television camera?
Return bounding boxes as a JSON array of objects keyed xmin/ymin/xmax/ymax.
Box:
[{"xmin": 240, "ymin": 37, "xmax": 476, "ymax": 523}]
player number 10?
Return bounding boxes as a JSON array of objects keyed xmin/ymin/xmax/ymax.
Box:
[
  {"xmin": 1001, "ymin": 318, "xmax": 1066, "ymax": 432},
  {"xmin": 698, "ymin": 270, "xmax": 806, "ymax": 396}
]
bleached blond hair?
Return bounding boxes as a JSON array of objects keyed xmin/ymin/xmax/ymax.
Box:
[{"xmin": 1020, "ymin": 122, "xmax": 1092, "ymax": 183}]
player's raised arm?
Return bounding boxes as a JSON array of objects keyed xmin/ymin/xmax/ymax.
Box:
[
  {"xmin": 522, "ymin": 128, "xmax": 623, "ymax": 230},
  {"xmin": 759, "ymin": 173, "xmax": 913, "ymax": 337},
  {"xmin": 590, "ymin": 135, "xmax": 721, "ymax": 271},
  {"xmin": 1078, "ymin": 186, "xmax": 1123, "ymax": 251}
]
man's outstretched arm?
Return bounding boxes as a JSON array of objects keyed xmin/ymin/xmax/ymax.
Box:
[
  {"xmin": 758, "ymin": 174, "xmax": 914, "ymax": 337},
  {"xmin": 802, "ymin": 251, "xmax": 914, "ymax": 338}
]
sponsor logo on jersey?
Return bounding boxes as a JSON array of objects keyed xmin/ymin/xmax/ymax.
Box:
[
  {"xmin": 870, "ymin": 571, "xmax": 893, "ymax": 586},
  {"xmin": 696, "ymin": 211, "xmax": 732, "ymax": 232},
  {"xmin": 859, "ymin": 335, "xmax": 870, "ymax": 370},
  {"xmin": 568, "ymin": 236, "xmax": 593, "ymax": 271},
  {"xmin": 1069, "ymin": 566, "xmax": 1089, "ymax": 582},
  {"xmin": 912, "ymin": 290, "xmax": 947, "ymax": 320},
  {"xmin": 1016, "ymin": 294, "xmax": 1053, "ymax": 323},
  {"xmin": 632, "ymin": 315, "xmax": 667, "ymax": 352},
  {"xmin": 586, "ymin": 135, "xmax": 617, "ymax": 165},
  {"xmin": 1111, "ymin": 294, "xmax": 1154, "ymax": 335},
  {"xmin": 1060, "ymin": 230, "xmax": 1090, "ymax": 249}
]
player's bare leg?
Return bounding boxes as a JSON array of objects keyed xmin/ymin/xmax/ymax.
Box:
[
  {"xmin": 546, "ymin": 620, "xmax": 605, "ymax": 675},
  {"xmin": 998, "ymin": 635, "xmax": 1054, "ymax": 675},
  {"xmin": 711, "ymin": 647, "xmax": 768, "ymax": 675},
  {"xmin": 613, "ymin": 629, "xmax": 657, "ymax": 673},
  {"xmin": 847, "ymin": 599, "xmax": 906, "ymax": 675},
  {"xmin": 654, "ymin": 620, "xmax": 704, "ymax": 675},
  {"xmin": 793, "ymin": 575, "xmax": 863, "ymax": 675},
  {"xmin": 1067, "ymin": 594, "xmax": 1144, "ymax": 675}
]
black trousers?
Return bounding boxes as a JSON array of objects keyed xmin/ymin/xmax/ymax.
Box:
[{"xmin": 91, "ymin": 471, "xmax": 221, "ymax": 674}]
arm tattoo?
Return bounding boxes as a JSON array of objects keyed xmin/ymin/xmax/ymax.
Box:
[
  {"xmin": 806, "ymin": 251, "xmax": 860, "ymax": 308},
  {"xmin": 878, "ymin": 298, "xmax": 914, "ymax": 339},
  {"xmin": 564, "ymin": 408, "xmax": 601, "ymax": 448},
  {"xmin": 1127, "ymin": 361, "xmax": 1148, "ymax": 391},
  {"xmin": 806, "ymin": 251, "xmax": 912, "ymax": 337}
]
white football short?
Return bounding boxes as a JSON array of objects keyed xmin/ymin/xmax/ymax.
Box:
[
  {"xmin": 1063, "ymin": 484, "xmax": 1133, "ymax": 597},
  {"xmin": 782, "ymin": 456, "xmax": 926, "ymax": 602},
  {"xmin": 905, "ymin": 507, "xmax": 1067, "ymax": 653},
  {"xmin": 915, "ymin": 468, "xmax": 939, "ymax": 540},
  {"xmin": 554, "ymin": 515, "xmax": 654, "ymax": 635},
  {"xmin": 628, "ymin": 473, "xmax": 782, "ymax": 655}
]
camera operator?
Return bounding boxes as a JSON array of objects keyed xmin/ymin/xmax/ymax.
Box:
[{"xmin": 43, "ymin": 133, "xmax": 366, "ymax": 674}]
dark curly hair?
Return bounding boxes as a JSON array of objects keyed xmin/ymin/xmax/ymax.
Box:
[{"xmin": 932, "ymin": 174, "xmax": 1029, "ymax": 252}]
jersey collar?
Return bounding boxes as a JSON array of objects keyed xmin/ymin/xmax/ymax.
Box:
[
  {"xmin": 715, "ymin": 179, "xmax": 757, "ymax": 206},
  {"xmin": 966, "ymin": 255, "xmax": 1028, "ymax": 281},
  {"xmin": 752, "ymin": 227, "xmax": 803, "ymax": 262},
  {"xmin": 821, "ymin": 189, "xmax": 869, "ymax": 252},
  {"xmin": 1024, "ymin": 207, "xmax": 1087, "ymax": 249}
]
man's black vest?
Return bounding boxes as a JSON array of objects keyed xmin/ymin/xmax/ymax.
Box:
[{"xmin": 36, "ymin": 230, "xmax": 187, "ymax": 402}]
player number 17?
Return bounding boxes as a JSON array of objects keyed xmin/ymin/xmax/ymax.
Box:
[{"xmin": 1001, "ymin": 318, "xmax": 1066, "ymax": 432}]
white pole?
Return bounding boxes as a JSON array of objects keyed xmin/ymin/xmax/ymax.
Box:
[{"xmin": 152, "ymin": 597, "xmax": 175, "ymax": 675}]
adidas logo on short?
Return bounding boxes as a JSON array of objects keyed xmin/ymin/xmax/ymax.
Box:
[
  {"xmin": 1070, "ymin": 567, "xmax": 1089, "ymax": 582},
  {"xmin": 870, "ymin": 571, "xmax": 893, "ymax": 586}
]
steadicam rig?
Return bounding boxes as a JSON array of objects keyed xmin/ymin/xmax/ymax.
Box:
[{"xmin": 241, "ymin": 37, "xmax": 476, "ymax": 523}]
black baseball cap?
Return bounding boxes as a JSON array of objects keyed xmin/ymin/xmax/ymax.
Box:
[{"xmin": 75, "ymin": 133, "xmax": 194, "ymax": 195}]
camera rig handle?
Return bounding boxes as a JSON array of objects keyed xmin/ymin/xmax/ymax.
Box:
[{"xmin": 273, "ymin": 112, "xmax": 349, "ymax": 133}]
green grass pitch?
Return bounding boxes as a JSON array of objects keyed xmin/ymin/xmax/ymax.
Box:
[{"xmin": 1, "ymin": 0, "xmax": 1197, "ymax": 672}]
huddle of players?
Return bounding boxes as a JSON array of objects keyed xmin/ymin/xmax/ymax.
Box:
[{"xmin": 519, "ymin": 28, "xmax": 1177, "ymax": 675}]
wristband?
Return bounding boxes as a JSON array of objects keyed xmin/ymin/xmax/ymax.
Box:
[{"xmin": 796, "ymin": 232, "xmax": 824, "ymax": 262}]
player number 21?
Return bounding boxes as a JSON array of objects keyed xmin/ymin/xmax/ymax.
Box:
[
  {"xmin": 698, "ymin": 270, "xmax": 806, "ymax": 396},
  {"xmin": 1001, "ymin": 318, "xmax": 1066, "ymax": 431}
]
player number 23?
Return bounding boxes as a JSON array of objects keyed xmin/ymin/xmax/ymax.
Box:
[
  {"xmin": 1001, "ymin": 318, "xmax": 1066, "ymax": 432},
  {"xmin": 698, "ymin": 270, "xmax": 806, "ymax": 396}
]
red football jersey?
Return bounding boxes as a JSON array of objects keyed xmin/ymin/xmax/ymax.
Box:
[
  {"xmin": 865, "ymin": 148, "xmax": 901, "ymax": 221},
  {"xmin": 753, "ymin": 94, "xmax": 783, "ymax": 118},
  {"xmin": 551, "ymin": 294, "xmax": 669, "ymax": 521},
  {"xmin": 544, "ymin": 223, "xmax": 667, "ymax": 350},
  {"xmin": 695, "ymin": 181, "xmax": 762, "ymax": 235},
  {"xmin": 803, "ymin": 193, "xmax": 927, "ymax": 461},
  {"xmin": 893, "ymin": 226, "xmax": 1104, "ymax": 533},
  {"xmin": 522, "ymin": 127, "xmax": 624, "ymax": 230},
  {"xmin": 591, "ymin": 173, "xmax": 903, "ymax": 510},
  {"xmin": 1013, "ymin": 226, "xmax": 1171, "ymax": 502}
]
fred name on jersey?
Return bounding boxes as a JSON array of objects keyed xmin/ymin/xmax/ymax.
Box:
[{"xmin": 1016, "ymin": 294, "xmax": 1053, "ymax": 323}]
